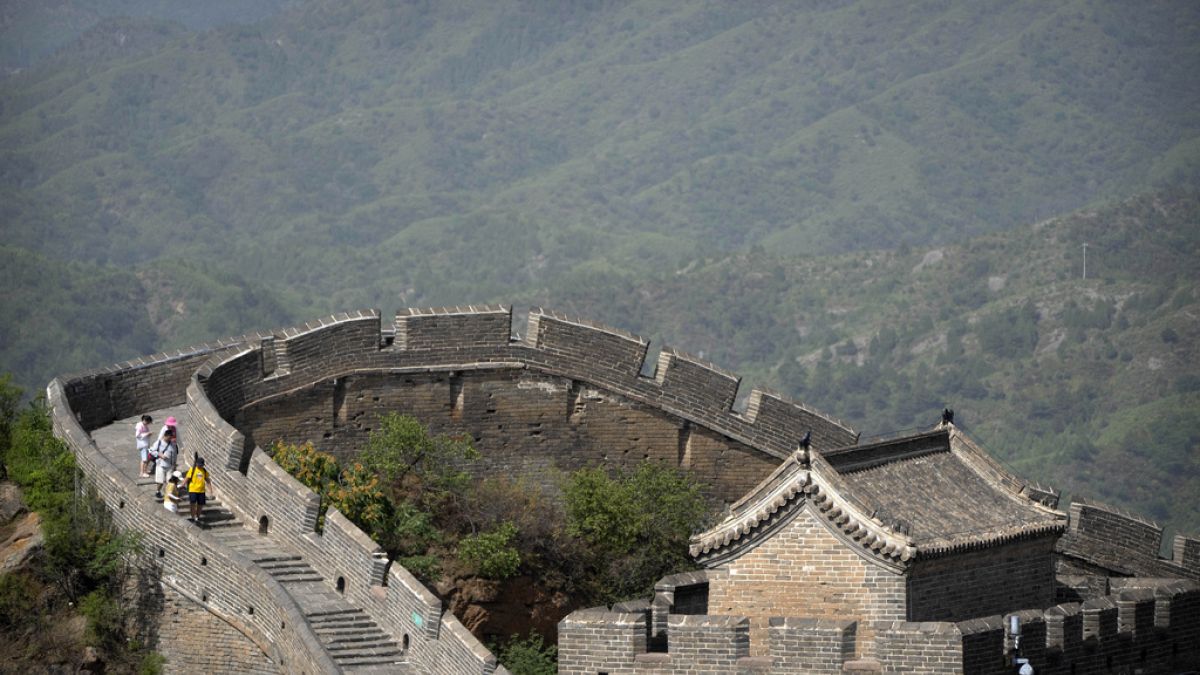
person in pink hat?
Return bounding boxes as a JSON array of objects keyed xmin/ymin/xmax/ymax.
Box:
[{"xmin": 157, "ymin": 415, "xmax": 180, "ymax": 451}]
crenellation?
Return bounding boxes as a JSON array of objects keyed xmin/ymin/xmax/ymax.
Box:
[{"xmin": 740, "ymin": 388, "xmax": 858, "ymax": 453}]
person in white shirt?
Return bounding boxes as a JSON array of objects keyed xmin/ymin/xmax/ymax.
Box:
[{"xmin": 135, "ymin": 415, "xmax": 153, "ymax": 478}]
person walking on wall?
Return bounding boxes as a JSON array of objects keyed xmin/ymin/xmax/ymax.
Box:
[
  {"xmin": 158, "ymin": 415, "xmax": 180, "ymax": 449},
  {"xmin": 183, "ymin": 457, "xmax": 208, "ymax": 524},
  {"xmin": 136, "ymin": 415, "xmax": 153, "ymax": 478},
  {"xmin": 153, "ymin": 430, "xmax": 179, "ymax": 499}
]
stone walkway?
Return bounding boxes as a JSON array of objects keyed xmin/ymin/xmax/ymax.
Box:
[{"xmin": 92, "ymin": 407, "xmax": 411, "ymax": 672}]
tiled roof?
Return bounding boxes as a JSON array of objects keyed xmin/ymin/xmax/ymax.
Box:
[
  {"xmin": 689, "ymin": 424, "xmax": 1066, "ymax": 567},
  {"xmin": 828, "ymin": 429, "xmax": 1065, "ymax": 553}
]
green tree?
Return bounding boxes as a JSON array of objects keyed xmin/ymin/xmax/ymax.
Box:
[
  {"xmin": 458, "ymin": 521, "xmax": 521, "ymax": 580},
  {"xmin": 564, "ymin": 462, "xmax": 708, "ymax": 603},
  {"xmin": 359, "ymin": 413, "xmax": 480, "ymax": 509}
]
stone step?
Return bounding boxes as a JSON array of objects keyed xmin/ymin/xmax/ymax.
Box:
[
  {"xmin": 327, "ymin": 643, "xmax": 401, "ymax": 655},
  {"xmin": 312, "ymin": 617, "xmax": 377, "ymax": 629},
  {"xmin": 271, "ymin": 570, "xmax": 321, "ymax": 580},
  {"xmin": 309, "ymin": 613, "xmax": 373, "ymax": 625},
  {"xmin": 307, "ymin": 607, "xmax": 367, "ymax": 619},
  {"xmin": 325, "ymin": 632, "xmax": 392, "ymax": 645},
  {"xmin": 253, "ymin": 553, "xmax": 303, "ymax": 563},
  {"xmin": 329, "ymin": 646, "xmax": 403, "ymax": 660},
  {"xmin": 307, "ymin": 608, "xmax": 365, "ymax": 619},
  {"xmin": 201, "ymin": 519, "xmax": 242, "ymax": 529},
  {"xmin": 313, "ymin": 622, "xmax": 380, "ymax": 634},
  {"xmin": 337, "ymin": 656, "xmax": 406, "ymax": 667},
  {"xmin": 277, "ymin": 575, "xmax": 325, "ymax": 583}
]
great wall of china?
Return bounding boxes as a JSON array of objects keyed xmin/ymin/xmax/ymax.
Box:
[{"xmin": 46, "ymin": 306, "xmax": 1200, "ymax": 673}]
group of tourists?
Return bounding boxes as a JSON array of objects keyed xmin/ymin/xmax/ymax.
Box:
[{"xmin": 134, "ymin": 415, "xmax": 209, "ymax": 524}]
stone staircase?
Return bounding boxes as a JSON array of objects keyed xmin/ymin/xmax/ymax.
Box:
[
  {"xmin": 205, "ymin": 529, "xmax": 408, "ymax": 670},
  {"xmin": 169, "ymin": 496, "xmax": 241, "ymax": 529},
  {"xmin": 307, "ymin": 606, "xmax": 408, "ymax": 668},
  {"xmin": 95, "ymin": 410, "xmax": 411, "ymax": 672}
]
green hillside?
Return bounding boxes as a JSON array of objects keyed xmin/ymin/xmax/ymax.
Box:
[
  {"xmin": 0, "ymin": 0, "xmax": 297, "ymax": 69},
  {"xmin": 510, "ymin": 189, "xmax": 1200, "ymax": 537},
  {"xmin": 2, "ymin": 0, "xmax": 1198, "ymax": 307},
  {"xmin": 1, "ymin": 1, "xmax": 1197, "ymax": 536}
]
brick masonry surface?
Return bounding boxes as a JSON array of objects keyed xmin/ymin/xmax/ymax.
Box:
[
  {"xmin": 235, "ymin": 369, "xmax": 779, "ymax": 505},
  {"xmin": 707, "ymin": 505, "xmax": 906, "ymax": 657},
  {"xmin": 157, "ymin": 583, "xmax": 279, "ymax": 675},
  {"xmin": 906, "ymin": 536, "xmax": 1058, "ymax": 622}
]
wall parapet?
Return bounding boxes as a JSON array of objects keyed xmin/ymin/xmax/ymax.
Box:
[
  {"xmin": 558, "ymin": 578, "xmax": 1200, "ymax": 673},
  {"xmin": 1057, "ymin": 497, "xmax": 1200, "ymax": 581}
]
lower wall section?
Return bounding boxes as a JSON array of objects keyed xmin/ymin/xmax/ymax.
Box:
[
  {"xmin": 558, "ymin": 580, "xmax": 1200, "ymax": 674},
  {"xmin": 234, "ymin": 369, "xmax": 779, "ymax": 506},
  {"xmin": 157, "ymin": 583, "xmax": 278, "ymax": 675},
  {"xmin": 907, "ymin": 536, "xmax": 1059, "ymax": 622}
]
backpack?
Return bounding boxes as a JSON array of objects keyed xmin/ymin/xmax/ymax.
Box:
[{"xmin": 148, "ymin": 439, "xmax": 162, "ymax": 461}]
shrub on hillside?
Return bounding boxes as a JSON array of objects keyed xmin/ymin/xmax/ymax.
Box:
[
  {"xmin": 0, "ymin": 374, "xmax": 149, "ymax": 668},
  {"xmin": 359, "ymin": 412, "xmax": 480, "ymax": 510},
  {"xmin": 564, "ymin": 462, "xmax": 708, "ymax": 603},
  {"xmin": 495, "ymin": 632, "xmax": 557, "ymax": 675},
  {"xmin": 458, "ymin": 522, "xmax": 521, "ymax": 580}
]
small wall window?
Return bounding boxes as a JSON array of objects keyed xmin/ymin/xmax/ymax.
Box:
[
  {"xmin": 259, "ymin": 515, "xmax": 270, "ymax": 535},
  {"xmin": 336, "ymin": 576, "xmax": 345, "ymax": 594},
  {"xmin": 402, "ymin": 634, "xmax": 409, "ymax": 652}
]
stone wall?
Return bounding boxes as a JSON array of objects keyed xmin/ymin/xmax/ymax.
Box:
[
  {"xmin": 47, "ymin": 378, "xmax": 336, "ymax": 674},
  {"xmin": 51, "ymin": 341, "xmax": 500, "ymax": 673},
  {"xmin": 705, "ymin": 505, "xmax": 906, "ymax": 657},
  {"xmin": 955, "ymin": 581, "xmax": 1200, "ymax": 675},
  {"xmin": 235, "ymin": 369, "xmax": 777, "ymax": 505},
  {"xmin": 156, "ymin": 582, "xmax": 279, "ymax": 675},
  {"xmin": 559, "ymin": 580, "xmax": 1200, "ymax": 674},
  {"xmin": 1055, "ymin": 498, "xmax": 1200, "ymax": 581},
  {"xmin": 51, "ymin": 305, "xmax": 858, "ymax": 674},
  {"xmin": 182, "ymin": 348, "xmax": 498, "ymax": 673},
  {"xmin": 906, "ymin": 536, "xmax": 1059, "ymax": 622},
  {"xmin": 767, "ymin": 618, "xmax": 856, "ymax": 674}
]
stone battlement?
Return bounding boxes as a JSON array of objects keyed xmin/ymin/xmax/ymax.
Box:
[
  {"xmin": 558, "ymin": 580, "xmax": 1200, "ymax": 674},
  {"xmin": 1057, "ymin": 498, "xmax": 1200, "ymax": 581}
]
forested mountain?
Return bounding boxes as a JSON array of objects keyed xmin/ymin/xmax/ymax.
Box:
[
  {"xmin": 0, "ymin": 0, "xmax": 297, "ymax": 69},
  {"xmin": 1, "ymin": 1, "xmax": 1197, "ymax": 534}
]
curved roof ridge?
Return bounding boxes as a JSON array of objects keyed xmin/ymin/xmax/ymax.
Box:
[
  {"xmin": 723, "ymin": 449, "xmax": 807, "ymax": 516},
  {"xmin": 946, "ymin": 424, "xmax": 1067, "ymax": 520},
  {"xmin": 690, "ymin": 460, "xmax": 809, "ymax": 559},
  {"xmin": 807, "ymin": 453, "xmax": 916, "ymax": 564},
  {"xmin": 916, "ymin": 521, "xmax": 1068, "ymax": 558},
  {"xmin": 689, "ymin": 451, "xmax": 917, "ymax": 566}
]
